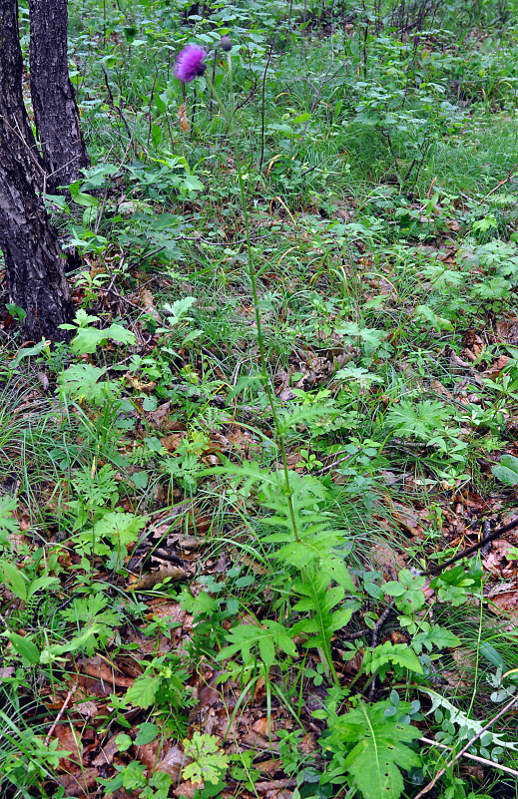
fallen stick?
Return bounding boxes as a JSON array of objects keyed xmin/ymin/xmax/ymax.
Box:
[
  {"xmin": 415, "ymin": 693, "xmax": 518, "ymax": 798},
  {"xmin": 424, "ymin": 513, "xmax": 518, "ymax": 577},
  {"xmin": 44, "ymin": 683, "xmax": 77, "ymax": 747},
  {"xmin": 419, "ymin": 736, "xmax": 518, "ymax": 779}
]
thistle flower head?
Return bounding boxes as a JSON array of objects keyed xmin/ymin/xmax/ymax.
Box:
[
  {"xmin": 174, "ymin": 44, "xmax": 207, "ymax": 84},
  {"xmin": 220, "ymin": 35, "xmax": 232, "ymax": 52}
]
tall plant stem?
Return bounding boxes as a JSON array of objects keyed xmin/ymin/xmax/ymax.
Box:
[
  {"xmin": 258, "ymin": 47, "xmax": 273, "ymax": 172},
  {"xmin": 206, "ymin": 68, "xmax": 339, "ymax": 685},
  {"xmin": 207, "ymin": 71, "xmax": 301, "ymax": 545}
]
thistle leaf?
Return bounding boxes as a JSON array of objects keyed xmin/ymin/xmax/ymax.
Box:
[{"xmin": 323, "ymin": 701, "xmax": 421, "ymax": 799}]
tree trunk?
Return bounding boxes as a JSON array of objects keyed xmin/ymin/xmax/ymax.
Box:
[
  {"xmin": 0, "ymin": 0, "xmax": 73, "ymax": 341},
  {"xmin": 29, "ymin": 0, "xmax": 90, "ymax": 192}
]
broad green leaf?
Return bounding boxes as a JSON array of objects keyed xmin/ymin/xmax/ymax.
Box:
[
  {"xmin": 0, "ymin": 495, "xmax": 20, "ymax": 539},
  {"xmin": 9, "ymin": 339, "xmax": 49, "ymax": 369},
  {"xmin": 27, "ymin": 575, "xmax": 60, "ymax": 601},
  {"xmin": 383, "ymin": 581, "xmax": 406, "ymax": 597},
  {"xmin": 5, "ymin": 632, "xmax": 40, "ymax": 663},
  {"xmin": 492, "ymin": 454, "xmax": 518, "ymax": 486},
  {"xmin": 71, "ymin": 324, "xmax": 135, "ymax": 355},
  {"xmin": 162, "ymin": 296, "xmax": 196, "ymax": 323},
  {"xmin": 116, "ymin": 734, "xmax": 133, "ymax": 752},
  {"xmin": 134, "ymin": 723, "xmax": 160, "ymax": 746},
  {"xmin": 68, "ymin": 182, "xmax": 99, "ymax": 208},
  {"xmin": 415, "ymin": 304, "xmax": 454, "ymax": 331},
  {"xmin": 39, "ymin": 626, "xmax": 101, "ymax": 662},
  {"xmin": 0, "ymin": 559, "xmax": 27, "ymax": 601},
  {"xmin": 292, "ymin": 112, "xmax": 311, "ymax": 124}
]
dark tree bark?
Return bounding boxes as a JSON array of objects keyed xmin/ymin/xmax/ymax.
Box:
[
  {"xmin": 0, "ymin": 0, "xmax": 73, "ymax": 341},
  {"xmin": 29, "ymin": 0, "xmax": 90, "ymax": 192}
]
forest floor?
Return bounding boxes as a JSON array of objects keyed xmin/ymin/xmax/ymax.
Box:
[{"xmin": 4, "ymin": 4, "xmax": 518, "ymax": 799}]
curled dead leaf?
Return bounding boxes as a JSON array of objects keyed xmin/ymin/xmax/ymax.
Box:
[
  {"xmin": 127, "ymin": 565, "xmax": 190, "ymax": 590},
  {"xmin": 178, "ymin": 101, "xmax": 189, "ymax": 132}
]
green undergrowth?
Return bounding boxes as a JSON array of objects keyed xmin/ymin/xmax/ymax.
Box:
[{"xmin": 5, "ymin": 1, "xmax": 518, "ymax": 798}]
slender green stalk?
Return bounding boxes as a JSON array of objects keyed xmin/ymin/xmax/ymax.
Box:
[
  {"xmin": 205, "ymin": 69, "xmax": 301, "ymax": 546},
  {"xmin": 205, "ymin": 63, "xmax": 339, "ymax": 684}
]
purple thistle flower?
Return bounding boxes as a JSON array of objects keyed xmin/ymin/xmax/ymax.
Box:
[{"xmin": 174, "ymin": 44, "xmax": 207, "ymax": 84}]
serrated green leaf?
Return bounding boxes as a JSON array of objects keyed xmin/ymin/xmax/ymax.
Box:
[
  {"xmin": 413, "ymin": 626, "xmax": 461, "ymax": 653},
  {"xmin": 323, "ymin": 701, "xmax": 421, "ymax": 799},
  {"xmin": 94, "ymin": 511, "xmax": 145, "ymax": 546},
  {"xmin": 125, "ymin": 673, "xmax": 162, "ymax": 708},
  {"xmin": 70, "ymin": 322, "xmax": 136, "ymax": 355},
  {"xmin": 58, "ymin": 363, "xmax": 108, "ymax": 405},
  {"xmin": 217, "ymin": 620, "xmax": 297, "ymax": 668},
  {"xmin": 366, "ymin": 642, "xmax": 423, "ymax": 675},
  {"xmin": 182, "ymin": 732, "xmax": 229, "ymax": 785}
]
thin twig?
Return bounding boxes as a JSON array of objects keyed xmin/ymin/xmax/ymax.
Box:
[
  {"xmin": 415, "ymin": 693, "xmax": 518, "ymax": 798},
  {"xmin": 44, "ymin": 684, "xmax": 77, "ymax": 746},
  {"xmin": 480, "ymin": 162, "xmax": 518, "ymax": 203},
  {"xmin": 419, "ymin": 736, "xmax": 518, "ymax": 779},
  {"xmin": 424, "ymin": 513, "xmax": 518, "ymax": 577},
  {"xmin": 258, "ymin": 47, "xmax": 274, "ymax": 172},
  {"xmin": 314, "ymin": 453, "xmax": 352, "ymax": 475},
  {"xmin": 298, "ymin": 59, "xmax": 336, "ymax": 149},
  {"xmin": 340, "ymin": 628, "xmax": 370, "ymax": 641},
  {"xmin": 146, "ymin": 72, "xmax": 158, "ymax": 147},
  {"xmin": 101, "ymin": 65, "xmax": 132, "ymax": 139},
  {"xmin": 368, "ymin": 600, "xmax": 396, "ymax": 699}
]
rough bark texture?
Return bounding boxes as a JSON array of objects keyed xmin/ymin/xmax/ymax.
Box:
[
  {"xmin": 0, "ymin": 0, "xmax": 73, "ymax": 341},
  {"xmin": 29, "ymin": 0, "xmax": 90, "ymax": 191}
]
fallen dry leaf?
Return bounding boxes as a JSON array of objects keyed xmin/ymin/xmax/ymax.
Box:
[
  {"xmin": 496, "ymin": 316, "xmax": 518, "ymax": 344},
  {"xmin": 155, "ymin": 744, "xmax": 184, "ymax": 780},
  {"xmin": 92, "ymin": 734, "xmax": 121, "ymax": 767},
  {"xmin": 369, "ymin": 541, "xmax": 406, "ymax": 580},
  {"xmin": 174, "ymin": 780, "xmax": 199, "ymax": 798},
  {"xmin": 140, "ymin": 288, "xmax": 161, "ymax": 322},
  {"xmin": 56, "ymin": 767, "xmax": 99, "ymax": 797},
  {"xmin": 488, "ymin": 584, "xmax": 518, "ymax": 625},
  {"xmin": 255, "ymin": 778, "xmax": 296, "ymax": 797},
  {"xmin": 483, "ymin": 540, "xmax": 514, "ymax": 575},
  {"xmin": 75, "ymin": 700, "xmax": 99, "ymax": 719},
  {"xmin": 146, "ymin": 600, "xmax": 187, "ymax": 624},
  {"xmin": 53, "ymin": 724, "xmax": 81, "ymax": 770},
  {"xmin": 127, "ymin": 565, "xmax": 190, "ymax": 590},
  {"xmin": 252, "ymin": 716, "xmax": 273, "ymax": 736},
  {"xmin": 482, "ymin": 355, "xmax": 510, "ymax": 378},
  {"xmin": 81, "ymin": 656, "xmax": 135, "ymax": 688}
]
